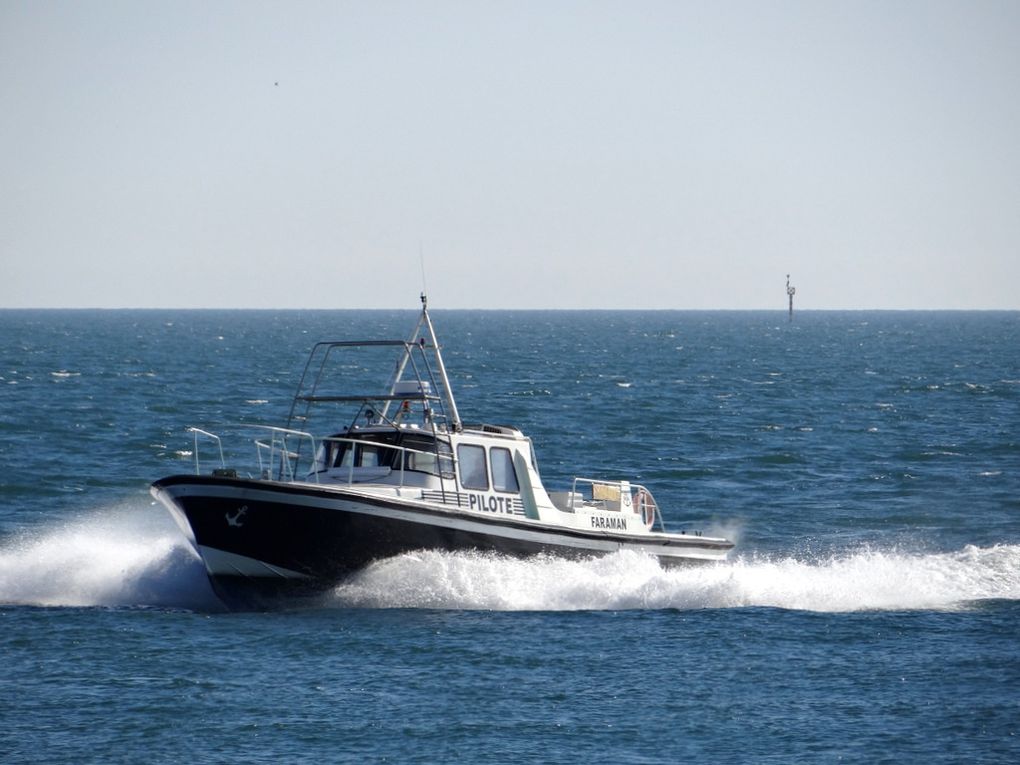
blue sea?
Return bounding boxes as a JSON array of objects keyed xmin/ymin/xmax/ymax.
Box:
[{"xmin": 1, "ymin": 309, "xmax": 1018, "ymax": 763}]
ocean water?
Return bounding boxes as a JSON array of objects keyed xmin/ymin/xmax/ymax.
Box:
[{"xmin": 1, "ymin": 309, "xmax": 1018, "ymax": 763}]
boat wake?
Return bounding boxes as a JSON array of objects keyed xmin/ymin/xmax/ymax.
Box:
[
  {"xmin": 328, "ymin": 545, "xmax": 1020, "ymax": 613},
  {"xmin": 2, "ymin": 504, "xmax": 1018, "ymax": 613}
]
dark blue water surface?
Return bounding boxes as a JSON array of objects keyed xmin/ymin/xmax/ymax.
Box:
[{"xmin": 1, "ymin": 310, "xmax": 1019, "ymax": 763}]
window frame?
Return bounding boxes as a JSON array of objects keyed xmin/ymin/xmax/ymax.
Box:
[
  {"xmin": 457, "ymin": 443, "xmax": 490, "ymax": 490},
  {"xmin": 489, "ymin": 447, "xmax": 520, "ymax": 494}
]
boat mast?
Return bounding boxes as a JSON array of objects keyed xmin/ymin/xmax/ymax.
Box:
[{"xmin": 419, "ymin": 293, "xmax": 462, "ymax": 432}]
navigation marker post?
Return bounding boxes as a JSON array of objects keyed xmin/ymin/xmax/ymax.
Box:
[{"xmin": 786, "ymin": 274, "xmax": 796, "ymax": 322}]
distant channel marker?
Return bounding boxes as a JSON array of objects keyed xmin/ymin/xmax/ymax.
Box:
[{"xmin": 786, "ymin": 274, "xmax": 796, "ymax": 321}]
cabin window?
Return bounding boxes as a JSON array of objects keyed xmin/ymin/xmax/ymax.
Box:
[
  {"xmin": 333, "ymin": 443, "xmax": 353, "ymax": 468},
  {"xmin": 458, "ymin": 444, "xmax": 489, "ymax": 490},
  {"xmin": 407, "ymin": 449, "xmax": 437, "ymax": 474},
  {"xmin": 490, "ymin": 448, "xmax": 519, "ymax": 493},
  {"xmin": 359, "ymin": 444, "xmax": 390, "ymax": 468},
  {"xmin": 400, "ymin": 434, "xmax": 454, "ymax": 477},
  {"xmin": 327, "ymin": 435, "xmax": 398, "ymax": 470}
]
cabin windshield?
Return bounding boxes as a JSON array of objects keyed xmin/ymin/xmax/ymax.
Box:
[
  {"xmin": 325, "ymin": 431, "xmax": 453, "ymax": 478},
  {"xmin": 399, "ymin": 432, "xmax": 454, "ymax": 478},
  {"xmin": 327, "ymin": 432, "xmax": 399, "ymax": 470}
]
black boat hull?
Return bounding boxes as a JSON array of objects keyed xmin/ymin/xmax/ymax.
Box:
[{"xmin": 151, "ymin": 475, "xmax": 731, "ymax": 610}]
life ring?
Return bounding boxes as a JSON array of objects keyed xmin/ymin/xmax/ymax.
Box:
[{"xmin": 634, "ymin": 489, "xmax": 655, "ymax": 530}]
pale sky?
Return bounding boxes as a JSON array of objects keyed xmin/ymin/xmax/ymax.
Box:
[{"xmin": 2, "ymin": 1, "xmax": 1018, "ymax": 309}]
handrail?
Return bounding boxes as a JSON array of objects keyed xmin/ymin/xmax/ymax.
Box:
[
  {"xmin": 187, "ymin": 427, "xmax": 225, "ymax": 475},
  {"xmin": 569, "ymin": 477, "xmax": 663, "ymax": 531},
  {"xmin": 252, "ymin": 426, "xmax": 318, "ymax": 482},
  {"xmin": 183, "ymin": 424, "xmax": 458, "ymax": 497},
  {"xmin": 254, "ymin": 440, "xmax": 304, "ymax": 480}
]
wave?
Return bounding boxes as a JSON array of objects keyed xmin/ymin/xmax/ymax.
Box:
[
  {"xmin": 329, "ymin": 545, "xmax": 1020, "ymax": 613},
  {"xmin": 2, "ymin": 505, "xmax": 1017, "ymax": 613},
  {"xmin": 0, "ymin": 502, "xmax": 219, "ymax": 610}
]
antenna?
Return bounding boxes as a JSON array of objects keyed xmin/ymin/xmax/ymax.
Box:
[
  {"xmin": 786, "ymin": 274, "xmax": 796, "ymax": 322},
  {"xmin": 418, "ymin": 243, "xmax": 428, "ymax": 301}
]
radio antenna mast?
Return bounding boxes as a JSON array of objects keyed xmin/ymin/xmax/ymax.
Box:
[{"xmin": 419, "ymin": 243, "xmax": 428, "ymax": 299}]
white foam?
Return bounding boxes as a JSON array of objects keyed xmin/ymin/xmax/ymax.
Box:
[
  {"xmin": 329, "ymin": 545, "xmax": 1020, "ymax": 613},
  {"xmin": 4, "ymin": 504, "xmax": 1017, "ymax": 614},
  {"xmin": 0, "ymin": 502, "xmax": 219, "ymax": 610}
]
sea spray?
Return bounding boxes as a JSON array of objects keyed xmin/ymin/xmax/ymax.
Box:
[
  {"xmin": 6, "ymin": 505, "xmax": 1017, "ymax": 614},
  {"xmin": 0, "ymin": 501, "xmax": 219, "ymax": 610},
  {"xmin": 328, "ymin": 545, "xmax": 1020, "ymax": 613}
]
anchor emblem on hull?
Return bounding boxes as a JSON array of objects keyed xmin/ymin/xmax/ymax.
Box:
[{"xmin": 225, "ymin": 505, "xmax": 248, "ymax": 528}]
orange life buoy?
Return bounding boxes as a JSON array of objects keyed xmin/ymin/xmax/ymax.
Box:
[{"xmin": 634, "ymin": 488, "xmax": 655, "ymax": 530}]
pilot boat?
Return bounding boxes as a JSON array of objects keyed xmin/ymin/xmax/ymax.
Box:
[{"xmin": 151, "ymin": 296, "xmax": 733, "ymax": 609}]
